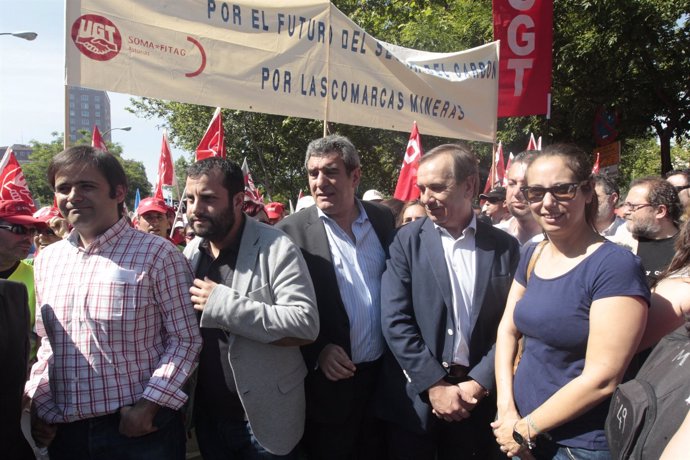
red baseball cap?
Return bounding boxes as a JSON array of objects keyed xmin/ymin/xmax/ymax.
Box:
[
  {"xmin": 136, "ymin": 197, "xmax": 169, "ymax": 216},
  {"xmin": 0, "ymin": 200, "xmax": 44, "ymax": 226},
  {"xmin": 33, "ymin": 206, "xmax": 62, "ymax": 223},
  {"xmin": 265, "ymin": 202, "xmax": 285, "ymax": 220}
]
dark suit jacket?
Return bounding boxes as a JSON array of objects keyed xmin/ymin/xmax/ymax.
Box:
[
  {"xmin": 378, "ymin": 217, "xmax": 520, "ymax": 433},
  {"xmin": 277, "ymin": 200, "xmax": 395, "ymax": 423},
  {"xmin": 0, "ymin": 280, "xmax": 33, "ymax": 458}
]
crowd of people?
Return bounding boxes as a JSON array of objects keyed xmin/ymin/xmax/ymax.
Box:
[{"xmin": 1, "ymin": 137, "xmax": 689, "ymax": 460}]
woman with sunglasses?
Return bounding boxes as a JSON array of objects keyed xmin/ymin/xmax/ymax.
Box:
[{"xmin": 491, "ymin": 144, "xmax": 649, "ymax": 459}]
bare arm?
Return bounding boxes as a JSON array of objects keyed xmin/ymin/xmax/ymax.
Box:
[
  {"xmin": 491, "ymin": 280, "xmax": 526, "ymax": 454},
  {"xmin": 499, "ymin": 296, "xmax": 647, "ymax": 456},
  {"xmin": 639, "ymin": 278, "xmax": 690, "ymax": 351}
]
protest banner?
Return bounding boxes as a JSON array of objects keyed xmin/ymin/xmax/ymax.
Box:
[{"xmin": 66, "ymin": 0, "xmax": 499, "ymax": 142}]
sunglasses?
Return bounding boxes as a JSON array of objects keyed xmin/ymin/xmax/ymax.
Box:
[
  {"xmin": 0, "ymin": 224, "xmax": 37, "ymax": 236},
  {"xmin": 520, "ymin": 182, "xmax": 586, "ymax": 204}
]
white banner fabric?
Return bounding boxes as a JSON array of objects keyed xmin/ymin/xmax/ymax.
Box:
[{"xmin": 66, "ymin": 0, "xmax": 498, "ymax": 142}]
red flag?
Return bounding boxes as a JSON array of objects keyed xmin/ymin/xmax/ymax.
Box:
[
  {"xmin": 483, "ymin": 142, "xmax": 506, "ymax": 194},
  {"xmin": 196, "ymin": 107, "xmax": 225, "ymax": 160},
  {"xmin": 394, "ymin": 122, "xmax": 423, "ymax": 201},
  {"xmin": 154, "ymin": 130, "xmax": 175, "ymax": 199},
  {"xmin": 92, "ymin": 125, "xmax": 108, "ymax": 152},
  {"xmin": 241, "ymin": 157, "xmax": 263, "ymax": 203},
  {"xmin": 0, "ymin": 148, "xmax": 36, "ymax": 211},
  {"xmin": 592, "ymin": 153, "xmax": 600, "ymax": 175},
  {"xmin": 493, "ymin": 0, "xmax": 553, "ymax": 117}
]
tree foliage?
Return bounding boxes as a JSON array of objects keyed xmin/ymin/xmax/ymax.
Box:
[
  {"xmin": 22, "ymin": 132, "xmax": 152, "ymax": 209},
  {"xmin": 128, "ymin": 0, "xmax": 689, "ymax": 199}
]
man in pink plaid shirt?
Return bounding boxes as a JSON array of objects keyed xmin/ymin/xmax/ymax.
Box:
[{"xmin": 24, "ymin": 146, "xmax": 201, "ymax": 460}]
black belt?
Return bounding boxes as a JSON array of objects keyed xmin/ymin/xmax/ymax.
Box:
[
  {"xmin": 445, "ymin": 364, "xmax": 470, "ymax": 384},
  {"xmin": 354, "ymin": 358, "xmax": 382, "ymax": 373}
]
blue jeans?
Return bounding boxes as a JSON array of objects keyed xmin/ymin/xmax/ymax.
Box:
[
  {"xmin": 48, "ymin": 407, "xmax": 185, "ymax": 460},
  {"xmin": 551, "ymin": 446, "xmax": 611, "ymax": 460},
  {"xmin": 195, "ymin": 415, "xmax": 297, "ymax": 460},
  {"xmin": 523, "ymin": 442, "xmax": 611, "ymax": 460}
]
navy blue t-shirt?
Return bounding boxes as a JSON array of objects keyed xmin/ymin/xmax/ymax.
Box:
[{"xmin": 513, "ymin": 240, "xmax": 650, "ymax": 449}]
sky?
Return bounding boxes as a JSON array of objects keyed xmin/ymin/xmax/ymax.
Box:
[{"xmin": 0, "ymin": 0, "xmax": 187, "ymax": 185}]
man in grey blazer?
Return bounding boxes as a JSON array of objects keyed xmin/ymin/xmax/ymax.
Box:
[{"xmin": 184, "ymin": 157, "xmax": 319, "ymax": 459}]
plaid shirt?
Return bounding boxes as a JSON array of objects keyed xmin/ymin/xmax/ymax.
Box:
[{"xmin": 25, "ymin": 218, "xmax": 201, "ymax": 423}]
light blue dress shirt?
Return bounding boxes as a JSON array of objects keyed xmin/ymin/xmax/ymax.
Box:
[{"xmin": 318, "ymin": 201, "xmax": 386, "ymax": 364}]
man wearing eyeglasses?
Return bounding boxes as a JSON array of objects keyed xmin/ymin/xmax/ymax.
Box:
[
  {"xmin": 618, "ymin": 177, "xmax": 681, "ymax": 286},
  {"xmin": 0, "ymin": 200, "xmax": 43, "ymax": 353},
  {"xmin": 378, "ymin": 144, "xmax": 519, "ymax": 459}
]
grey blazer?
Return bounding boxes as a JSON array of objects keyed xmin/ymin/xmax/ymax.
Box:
[{"xmin": 184, "ymin": 217, "xmax": 319, "ymax": 455}]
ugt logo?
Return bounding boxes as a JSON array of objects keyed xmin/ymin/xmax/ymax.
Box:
[{"xmin": 71, "ymin": 14, "xmax": 122, "ymax": 61}]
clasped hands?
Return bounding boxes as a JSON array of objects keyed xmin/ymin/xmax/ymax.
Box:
[
  {"xmin": 428, "ymin": 378, "xmax": 486, "ymax": 422},
  {"xmin": 491, "ymin": 411, "xmax": 535, "ymax": 459}
]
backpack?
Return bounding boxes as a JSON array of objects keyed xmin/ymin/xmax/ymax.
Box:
[{"xmin": 605, "ymin": 325, "xmax": 690, "ymax": 459}]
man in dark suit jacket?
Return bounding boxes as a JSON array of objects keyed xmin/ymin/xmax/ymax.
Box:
[
  {"xmin": 0, "ymin": 280, "xmax": 34, "ymax": 459},
  {"xmin": 378, "ymin": 144, "xmax": 520, "ymax": 460},
  {"xmin": 278, "ymin": 135, "xmax": 395, "ymax": 460}
]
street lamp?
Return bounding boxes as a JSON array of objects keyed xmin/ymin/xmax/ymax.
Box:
[
  {"xmin": 102, "ymin": 126, "xmax": 132, "ymax": 137},
  {"xmin": 0, "ymin": 31, "xmax": 38, "ymax": 41}
]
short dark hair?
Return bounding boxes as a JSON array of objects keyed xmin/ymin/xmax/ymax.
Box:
[
  {"xmin": 186, "ymin": 157, "xmax": 244, "ymax": 202},
  {"xmin": 420, "ymin": 144, "xmax": 479, "ymax": 194},
  {"xmin": 630, "ymin": 176, "xmax": 681, "ymax": 225},
  {"xmin": 48, "ymin": 145, "xmax": 128, "ymax": 217},
  {"xmin": 593, "ymin": 174, "xmax": 619, "ymax": 197},
  {"xmin": 511, "ymin": 150, "xmax": 539, "ymax": 167},
  {"xmin": 304, "ymin": 135, "xmax": 360, "ymax": 174}
]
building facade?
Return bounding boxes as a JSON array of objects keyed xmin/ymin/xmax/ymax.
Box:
[{"xmin": 67, "ymin": 87, "xmax": 111, "ymax": 143}]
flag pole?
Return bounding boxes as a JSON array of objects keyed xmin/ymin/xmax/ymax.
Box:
[
  {"xmin": 169, "ymin": 185, "xmax": 187, "ymax": 239},
  {"xmin": 64, "ymin": 85, "xmax": 70, "ymax": 148},
  {"xmin": 491, "ymin": 143, "xmax": 497, "ymax": 189},
  {"xmin": 322, "ymin": 3, "xmax": 332, "ymax": 138}
]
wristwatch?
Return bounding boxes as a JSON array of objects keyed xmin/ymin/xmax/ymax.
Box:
[{"xmin": 513, "ymin": 425, "xmax": 536, "ymax": 450}]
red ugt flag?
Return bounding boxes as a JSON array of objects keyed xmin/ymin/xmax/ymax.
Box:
[
  {"xmin": 92, "ymin": 125, "xmax": 108, "ymax": 152},
  {"xmin": 0, "ymin": 148, "xmax": 36, "ymax": 211},
  {"xmin": 155, "ymin": 130, "xmax": 175, "ymax": 199},
  {"xmin": 493, "ymin": 0, "xmax": 553, "ymax": 117},
  {"xmin": 394, "ymin": 122, "xmax": 423, "ymax": 201},
  {"xmin": 196, "ymin": 107, "xmax": 226, "ymax": 161}
]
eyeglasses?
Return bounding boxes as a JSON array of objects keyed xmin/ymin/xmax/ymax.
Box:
[
  {"xmin": 0, "ymin": 224, "xmax": 37, "ymax": 236},
  {"xmin": 519, "ymin": 182, "xmax": 586, "ymax": 204},
  {"xmin": 622, "ymin": 202, "xmax": 653, "ymax": 212}
]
